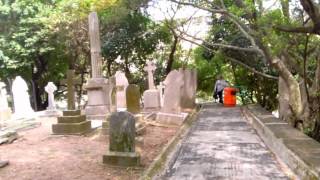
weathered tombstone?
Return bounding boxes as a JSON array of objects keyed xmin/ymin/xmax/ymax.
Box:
[
  {"xmin": 12, "ymin": 76, "xmax": 34, "ymax": 119},
  {"xmin": 85, "ymin": 11, "xmax": 112, "ymax": 120},
  {"xmin": 102, "ymin": 76, "xmax": 117, "ymax": 134},
  {"xmin": 156, "ymin": 70, "xmax": 187, "ymax": 125},
  {"xmin": 45, "ymin": 82, "xmax": 57, "ymax": 110},
  {"xmin": 157, "ymin": 82, "xmax": 165, "ymax": 107},
  {"xmin": 52, "ymin": 70, "xmax": 91, "ymax": 135},
  {"xmin": 0, "ymin": 82, "xmax": 11, "ymax": 121},
  {"xmin": 115, "ymin": 71, "xmax": 129, "ymax": 110},
  {"xmin": 103, "ymin": 111, "xmax": 140, "ymax": 166},
  {"xmin": 142, "ymin": 60, "xmax": 161, "ymax": 111},
  {"xmin": 180, "ymin": 68, "xmax": 197, "ymax": 109},
  {"xmin": 126, "ymin": 85, "xmax": 140, "ymax": 114}
]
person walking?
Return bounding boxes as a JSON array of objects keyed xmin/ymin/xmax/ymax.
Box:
[{"xmin": 213, "ymin": 75, "xmax": 229, "ymax": 103}]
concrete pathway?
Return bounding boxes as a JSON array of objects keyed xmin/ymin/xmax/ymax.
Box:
[{"xmin": 159, "ymin": 105, "xmax": 289, "ymax": 180}]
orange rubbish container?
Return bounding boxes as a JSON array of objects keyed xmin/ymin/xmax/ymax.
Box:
[{"xmin": 224, "ymin": 87, "xmax": 237, "ymax": 107}]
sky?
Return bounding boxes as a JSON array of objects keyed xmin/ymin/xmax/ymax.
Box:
[{"xmin": 146, "ymin": 0, "xmax": 281, "ymax": 50}]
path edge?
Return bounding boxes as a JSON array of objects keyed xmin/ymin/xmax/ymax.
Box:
[
  {"xmin": 139, "ymin": 108, "xmax": 199, "ymax": 180},
  {"xmin": 242, "ymin": 105, "xmax": 319, "ymax": 180}
]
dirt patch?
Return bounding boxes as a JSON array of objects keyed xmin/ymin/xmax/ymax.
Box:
[{"xmin": 0, "ymin": 118, "xmax": 178, "ymax": 180}]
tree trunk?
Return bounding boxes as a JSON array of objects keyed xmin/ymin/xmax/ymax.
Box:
[{"xmin": 166, "ymin": 34, "xmax": 178, "ymax": 75}]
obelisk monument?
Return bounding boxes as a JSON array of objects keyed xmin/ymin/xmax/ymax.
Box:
[{"xmin": 85, "ymin": 12, "xmax": 112, "ymax": 120}]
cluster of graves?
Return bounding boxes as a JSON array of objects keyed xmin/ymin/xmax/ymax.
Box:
[{"xmin": 0, "ymin": 12, "xmax": 197, "ymax": 167}]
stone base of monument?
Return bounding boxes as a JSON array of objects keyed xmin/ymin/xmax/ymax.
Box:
[
  {"xmin": 85, "ymin": 78, "xmax": 111, "ymax": 121},
  {"xmin": 0, "ymin": 109, "xmax": 11, "ymax": 121},
  {"xmin": 85, "ymin": 105, "xmax": 110, "ymax": 120},
  {"xmin": 38, "ymin": 109, "xmax": 62, "ymax": 117},
  {"xmin": 103, "ymin": 151, "xmax": 140, "ymax": 167},
  {"xmin": 156, "ymin": 112, "xmax": 188, "ymax": 125},
  {"xmin": 143, "ymin": 89, "xmax": 160, "ymax": 112},
  {"xmin": 52, "ymin": 110, "xmax": 91, "ymax": 135}
]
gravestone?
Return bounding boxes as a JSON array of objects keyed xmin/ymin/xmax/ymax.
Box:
[
  {"xmin": 103, "ymin": 111, "xmax": 140, "ymax": 166},
  {"xmin": 142, "ymin": 60, "xmax": 161, "ymax": 111},
  {"xmin": 12, "ymin": 76, "xmax": 34, "ymax": 119},
  {"xmin": 180, "ymin": 68, "xmax": 197, "ymax": 109},
  {"xmin": 115, "ymin": 71, "xmax": 129, "ymax": 110},
  {"xmin": 85, "ymin": 12, "xmax": 112, "ymax": 120},
  {"xmin": 0, "ymin": 82, "xmax": 11, "ymax": 121},
  {"xmin": 102, "ymin": 76, "xmax": 117, "ymax": 134},
  {"xmin": 52, "ymin": 70, "xmax": 91, "ymax": 135},
  {"xmin": 126, "ymin": 85, "xmax": 140, "ymax": 114},
  {"xmin": 45, "ymin": 82, "xmax": 57, "ymax": 110},
  {"xmin": 156, "ymin": 70, "xmax": 187, "ymax": 125},
  {"xmin": 42, "ymin": 82, "xmax": 61, "ymax": 117},
  {"xmin": 157, "ymin": 82, "xmax": 165, "ymax": 107}
]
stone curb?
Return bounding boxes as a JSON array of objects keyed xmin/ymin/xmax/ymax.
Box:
[
  {"xmin": 242, "ymin": 105, "xmax": 319, "ymax": 180},
  {"xmin": 139, "ymin": 109, "xmax": 199, "ymax": 180}
]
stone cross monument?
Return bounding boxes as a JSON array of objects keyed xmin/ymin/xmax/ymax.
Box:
[
  {"xmin": 45, "ymin": 82, "xmax": 57, "ymax": 110},
  {"xmin": 144, "ymin": 61, "xmax": 156, "ymax": 89},
  {"xmin": 60, "ymin": 70, "xmax": 80, "ymax": 110},
  {"xmin": 85, "ymin": 12, "xmax": 112, "ymax": 120},
  {"xmin": 142, "ymin": 60, "xmax": 161, "ymax": 111}
]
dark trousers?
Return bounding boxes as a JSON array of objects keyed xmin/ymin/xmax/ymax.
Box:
[{"xmin": 217, "ymin": 91, "xmax": 223, "ymax": 103}]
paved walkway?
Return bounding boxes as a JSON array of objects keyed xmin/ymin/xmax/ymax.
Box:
[{"xmin": 160, "ymin": 105, "xmax": 289, "ymax": 180}]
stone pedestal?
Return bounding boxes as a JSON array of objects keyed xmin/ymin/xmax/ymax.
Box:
[
  {"xmin": 103, "ymin": 151, "xmax": 140, "ymax": 166},
  {"xmin": 156, "ymin": 112, "xmax": 188, "ymax": 125},
  {"xmin": 0, "ymin": 109, "xmax": 11, "ymax": 121},
  {"xmin": 143, "ymin": 89, "xmax": 160, "ymax": 111},
  {"xmin": 85, "ymin": 78, "xmax": 111, "ymax": 120},
  {"xmin": 52, "ymin": 110, "xmax": 91, "ymax": 135}
]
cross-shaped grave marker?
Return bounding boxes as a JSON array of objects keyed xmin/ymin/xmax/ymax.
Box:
[
  {"xmin": 60, "ymin": 70, "xmax": 82, "ymax": 110},
  {"xmin": 144, "ymin": 60, "xmax": 156, "ymax": 90}
]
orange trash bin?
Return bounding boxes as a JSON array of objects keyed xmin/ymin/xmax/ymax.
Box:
[{"xmin": 224, "ymin": 87, "xmax": 237, "ymax": 107}]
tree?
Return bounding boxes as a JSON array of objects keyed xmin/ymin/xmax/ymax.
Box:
[{"xmin": 169, "ymin": 0, "xmax": 320, "ymax": 139}]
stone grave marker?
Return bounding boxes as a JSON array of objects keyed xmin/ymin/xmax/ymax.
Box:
[
  {"xmin": 115, "ymin": 71, "xmax": 129, "ymax": 110},
  {"xmin": 180, "ymin": 68, "xmax": 197, "ymax": 109},
  {"xmin": 85, "ymin": 11, "xmax": 112, "ymax": 120},
  {"xmin": 12, "ymin": 76, "xmax": 34, "ymax": 119},
  {"xmin": 126, "ymin": 85, "xmax": 140, "ymax": 114},
  {"xmin": 156, "ymin": 70, "xmax": 187, "ymax": 125},
  {"xmin": 162, "ymin": 70, "xmax": 184, "ymax": 113},
  {"xmin": 143, "ymin": 60, "xmax": 160, "ymax": 111},
  {"xmin": 45, "ymin": 82, "xmax": 57, "ymax": 110},
  {"xmin": 103, "ymin": 111, "xmax": 140, "ymax": 166},
  {"xmin": 101, "ymin": 76, "xmax": 117, "ymax": 134},
  {"xmin": 157, "ymin": 81, "xmax": 165, "ymax": 107},
  {"xmin": 52, "ymin": 69, "xmax": 91, "ymax": 135},
  {"xmin": 42, "ymin": 82, "xmax": 61, "ymax": 117},
  {"xmin": 0, "ymin": 82, "xmax": 11, "ymax": 121}
]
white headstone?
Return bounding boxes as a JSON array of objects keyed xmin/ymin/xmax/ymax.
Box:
[
  {"xmin": 162, "ymin": 70, "xmax": 184, "ymax": 114},
  {"xmin": 144, "ymin": 60, "xmax": 156, "ymax": 90},
  {"xmin": 45, "ymin": 82, "xmax": 57, "ymax": 110},
  {"xmin": 115, "ymin": 71, "xmax": 129, "ymax": 109},
  {"xmin": 157, "ymin": 82, "xmax": 165, "ymax": 107},
  {"xmin": 12, "ymin": 76, "xmax": 34, "ymax": 119}
]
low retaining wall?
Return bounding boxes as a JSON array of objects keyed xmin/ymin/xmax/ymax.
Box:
[{"xmin": 243, "ymin": 105, "xmax": 320, "ymax": 180}]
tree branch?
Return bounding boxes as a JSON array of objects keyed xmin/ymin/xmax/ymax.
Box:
[{"xmin": 175, "ymin": 33, "xmax": 278, "ymax": 80}]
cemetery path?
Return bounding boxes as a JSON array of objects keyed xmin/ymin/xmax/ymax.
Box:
[{"xmin": 158, "ymin": 104, "xmax": 291, "ymax": 180}]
